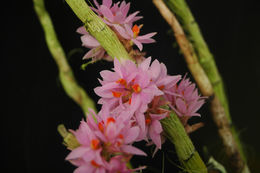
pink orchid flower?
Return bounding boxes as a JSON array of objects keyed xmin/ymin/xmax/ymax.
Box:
[
  {"xmin": 169, "ymin": 77, "xmax": 206, "ymax": 117},
  {"xmin": 148, "ymin": 59, "xmax": 181, "ymax": 96},
  {"xmin": 66, "ymin": 109, "xmax": 147, "ymax": 173},
  {"xmin": 114, "ymin": 24, "xmax": 157, "ymax": 51},
  {"xmin": 93, "ymin": 0, "xmax": 142, "ymax": 26},
  {"xmin": 76, "ymin": 27, "xmax": 112, "ymax": 62},
  {"xmin": 94, "ymin": 58, "xmax": 163, "ymax": 114}
]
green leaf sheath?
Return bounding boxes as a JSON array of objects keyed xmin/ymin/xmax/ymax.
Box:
[
  {"xmin": 65, "ymin": 0, "xmax": 132, "ymax": 61},
  {"xmin": 161, "ymin": 112, "xmax": 207, "ymax": 173},
  {"xmin": 33, "ymin": 0, "xmax": 96, "ymax": 114},
  {"xmin": 64, "ymin": 0, "xmax": 207, "ymax": 171}
]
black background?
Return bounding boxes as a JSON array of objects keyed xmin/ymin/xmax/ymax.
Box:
[{"xmin": 5, "ymin": 0, "xmax": 260, "ymax": 172}]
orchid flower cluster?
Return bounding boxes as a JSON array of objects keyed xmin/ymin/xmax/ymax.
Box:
[
  {"xmin": 65, "ymin": 0, "xmax": 206, "ymax": 173},
  {"xmin": 77, "ymin": 0, "xmax": 156, "ymax": 62}
]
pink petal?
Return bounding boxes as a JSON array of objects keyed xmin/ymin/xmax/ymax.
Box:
[
  {"xmin": 94, "ymin": 86, "xmax": 114, "ymax": 98},
  {"xmin": 105, "ymin": 120, "xmax": 117, "ymax": 140},
  {"xmin": 75, "ymin": 165, "xmax": 95, "ymax": 173},
  {"xmin": 94, "ymin": 131, "xmax": 107, "ymax": 142},
  {"xmin": 102, "ymin": 0, "xmax": 112, "ymax": 7},
  {"xmin": 124, "ymin": 24, "xmax": 133, "ymax": 35},
  {"xmin": 135, "ymin": 112, "xmax": 146, "ymax": 134},
  {"xmin": 76, "ymin": 26, "xmax": 88, "ymax": 34},
  {"xmin": 93, "ymin": 0, "xmax": 100, "ymax": 8},
  {"xmin": 125, "ymin": 11, "xmax": 140, "ymax": 23},
  {"xmin": 139, "ymin": 57, "xmax": 151, "ymax": 71},
  {"xmin": 130, "ymin": 93, "xmax": 141, "ymax": 112},
  {"xmin": 132, "ymin": 16, "xmax": 143, "ymax": 23},
  {"xmin": 124, "ymin": 126, "xmax": 140, "ymax": 144},
  {"xmin": 132, "ymin": 39, "xmax": 143, "ymax": 51},
  {"xmin": 113, "ymin": 58, "xmax": 123, "ymax": 78},
  {"xmin": 115, "ymin": 14, "xmax": 125, "ymax": 24},
  {"xmin": 82, "ymin": 48, "xmax": 101, "ymax": 60},
  {"xmin": 120, "ymin": 2, "xmax": 130, "ymax": 17},
  {"xmin": 176, "ymin": 98, "xmax": 187, "ymax": 115},
  {"xmin": 150, "ymin": 113, "xmax": 167, "ymax": 121},
  {"xmin": 100, "ymin": 70, "xmax": 119, "ymax": 82},
  {"xmin": 82, "ymin": 149, "xmax": 96, "ymax": 162},
  {"xmin": 137, "ymin": 38, "xmax": 156, "ymax": 44},
  {"xmin": 137, "ymin": 32, "xmax": 157, "ymax": 40},
  {"xmin": 149, "ymin": 127, "xmax": 162, "ymax": 149},
  {"xmin": 150, "ymin": 59, "xmax": 161, "ymax": 81},
  {"xmin": 96, "ymin": 168, "xmax": 106, "ymax": 173},
  {"xmin": 121, "ymin": 145, "xmax": 147, "ymax": 156},
  {"xmin": 151, "ymin": 120, "xmax": 163, "ymax": 134},
  {"xmin": 81, "ymin": 35, "xmax": 100, "ymax": 48},
  {"xmin": 99, "ymin": 5, "xmax": 114, "ymax": 22},
  {"xmin": 66, "ymin": 147, "xmax": 90, "ymax": 160},
  {"xmin": 113, "ymin": 25, "xmax": 130, "ymax": 39}
]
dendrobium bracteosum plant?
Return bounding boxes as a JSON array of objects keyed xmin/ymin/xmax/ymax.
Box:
[{"xmin": 65, "ymin": 0, "xmax": 206, "ymax": 172}]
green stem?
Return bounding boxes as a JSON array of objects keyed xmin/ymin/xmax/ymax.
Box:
[
  {"xmin": 164, "ymin": 0, "xmax": 249, "ymax": 172},
  {"xmin": 64, "ymin": 0, "xmax": 207, "ymax": 171},
  {"xmin": 65, "ymin": 0, "xmax": 132, "ymax": 61},
  {"xmin": 161, "ymin": 112, "xmax": 207, "ymax": 173},
  {"xmin": 33, "ymin": 0, "xmax": 96, "ymax": 114},
  {"xmin": 164, "ymin": 0, "xmax": 230, "ymax": 123}
]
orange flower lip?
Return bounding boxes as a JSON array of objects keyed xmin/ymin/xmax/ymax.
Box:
[
  {"xmin": 132, "ymin": 84, "xmax": 141, "ymax": 93},
  {"xmin": 106, "ymin": 117, "xmax": 116, "ymax": 125},
  {"xmin": 98, "ymin": 122, "xmax": 104, "ymax": 132},
  {"xmin": 145, "ymin": 118, "xmax": 151, "ymax": 125},
  {"xmin": 158, "ymin": 85, "xmax": 165, "ymax": 90},
  {"xmin": 118, "ymin": 134, "xmax": 124, "ymax": 139},
  {"xmin": 91, "ymin": 160, "xmax": 100, "ymax": 168},
  {"xmin": 128, "ymin": 97, "xmax": 132, "ymax": 105},
  {"xmin": 91, "ymin": 139, "xmax": 100, "ymax": 150},
  {"xmin": 132, "ymin": 24, "xmax": 140, "ymax": 37},
  {"xmin": 116, "ymin": 78, "xmax": 127, "ymax": 86},
  {"xmin": 112, "ymin": 91, "xmax": 122, "ymax": 98}
]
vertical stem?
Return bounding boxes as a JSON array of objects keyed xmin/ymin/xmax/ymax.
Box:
[
  {"xmin": 33, "ymin": 0, "xmax": 96, "ymax": 114},
  {"xmin": 161, "ymin": 112, "xmax": 207, "ymax": 173}
]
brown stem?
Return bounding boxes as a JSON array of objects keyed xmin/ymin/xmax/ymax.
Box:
[
  {"xmin": 152, "ymin": 0, "xmax": 213, "ymax": 97},
  {"xmin": 211, "ymin": 96, "xmax": 249, "ymax": 173},
  {"xmin": 152, "ymin": 0, "xmax": 249, "ymax": 172}
]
